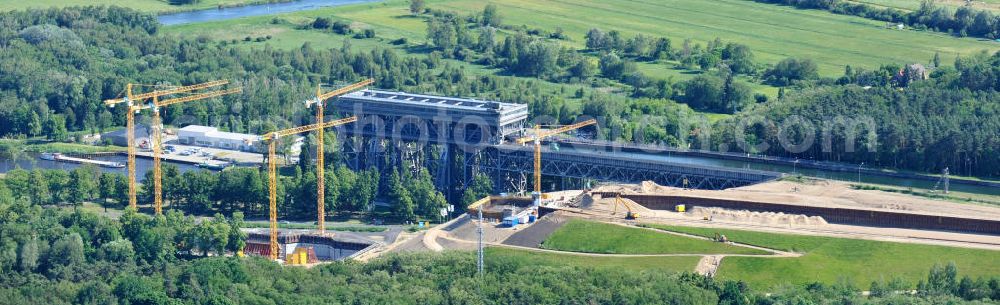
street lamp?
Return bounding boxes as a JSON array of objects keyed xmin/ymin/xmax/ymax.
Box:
[{"xmin": 857, "ymin": 162, "xmax": 864, "ymax": 183}]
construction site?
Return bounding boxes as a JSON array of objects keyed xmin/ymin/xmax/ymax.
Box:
[
  {"xmin": 368, "ymin": 177, "xmax": 1000, "ymax": 277},
  {"xmin": 94, "ymin": 80, "xmax": 998, "ymax": 271}
]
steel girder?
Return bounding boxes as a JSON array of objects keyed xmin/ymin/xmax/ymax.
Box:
[{"xmin": 477, "ymin": 146, "xmax": 779, "ymax": 193}]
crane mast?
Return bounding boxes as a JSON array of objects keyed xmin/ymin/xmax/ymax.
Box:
[
  {"xmin": 126, "ymin": 87, "xmax": 137, "ymax": 209},
  {"xmin": 260, "ymin": 116, "xmax": 358, "ymax": 260},
  {"xmin": 149, "ymin": 87, "xmax": 241, "ymax": 214},
  {"xmin": 515, "ymin": 119, "xmax": 597, "ymax": 205},
  {"xmin": 304, "ymin": 79, "xmax": 372, "ymax": 233},
  {"xmin": 104, "ymin": 81, "xmax": 238, "ymax": 212}
]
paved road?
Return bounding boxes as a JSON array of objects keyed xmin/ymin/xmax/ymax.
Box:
[{"xmin": 501, "ymin": 213, "xmax": 569, "ymax": 248}]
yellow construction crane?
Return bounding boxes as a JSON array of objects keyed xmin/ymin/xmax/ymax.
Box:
[
  {"xmin": 259, "ymin": 116, "xmax": 358, "ymax": 260},
  {"xmin": 516, "ymin": 119, "xmax": 597, "ymax": 204},
  {"xmin": 149, "ymin": 88, "xmax": 241, "ymax": 215},
  {"xmin": 104, "ymin": 80, "xmax": 238, "ymax": 211},
  {"xmin": 303, "ymin": 79, "xmax": 372, "ymax": 233}
]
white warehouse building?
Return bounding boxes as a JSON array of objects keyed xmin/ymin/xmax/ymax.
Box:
[{"xmin": 177, "ymin": 125, "xmax": 260, "ymax": 152}]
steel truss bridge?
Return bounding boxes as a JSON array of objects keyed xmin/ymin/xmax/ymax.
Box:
[
  {"xmin": 334, "ymin": 89, "xmax": 781, "ymax": 200},
  {"xmin": 479, "ymin": 145, "xmax": 781, "ymax": 193}
]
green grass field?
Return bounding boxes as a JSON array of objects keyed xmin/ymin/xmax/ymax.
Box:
[
  {"xmin": 0, "ymin": 139, "xmax": 126, "ymax": 154},
  {"xmin": 431, "ymin": 0, "xmax": 999, "ymax": 76},
  {"xmin": 162, "ymin": 2, "xmax": 611, "ymax": 105},
  {"xmin": 542, "ymin": 219, "xmax": 769, "ymax": 255},
  {"xmin": 162, "ymin": 0, "xmax": 1000, "ymax": 101},
  {"xmin": 647, "ymin": 224, "xmax": 1000, "ymax": 289},
  {"xmin": 0, "ymin": 0, "xmax": 284, "ymax": 14},
  {"xmin": 485, "ymin": 247, "xmax": 700, "ymax": 272}
]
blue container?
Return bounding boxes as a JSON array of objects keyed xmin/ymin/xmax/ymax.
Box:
[
  {"xmin": 503, "ymin": 216, "xmax": 518, "ymax": 227},
  {"xmin": 528, "ymin": 215, "xmax": 537, "ymax": 223}
]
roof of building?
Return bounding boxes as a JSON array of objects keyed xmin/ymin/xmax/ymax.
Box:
[
  {"xmin": 178, "ymin": 125, "xmax": 217, "ymax": 133},
  {"xmin": 211, "ymin": 131, "xmax": 257, "ymax": 142},
  {"xmin": 341, "ymin": 89, "xmax": 526, "ymax": 113},
  {"xmin": 179, "ymin": 125, "xmax": 257, "ymax": 142}
]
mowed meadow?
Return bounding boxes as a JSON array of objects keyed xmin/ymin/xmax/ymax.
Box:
[
  {"xmin": 430, "ymin": 0, "xmax": 1000, "ymax": 75},
  {"xmin": 5, "ymin": 0, "xmax": 1000, "ymax": 77}
]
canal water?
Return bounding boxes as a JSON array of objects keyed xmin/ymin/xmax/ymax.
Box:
[
  {"xmin": 0, "ymin": 153, "xmax": 215, "ymax": 181},
  {"xmin": 157, "ymin": 0, "xmax": 377, "ymax": 26}
]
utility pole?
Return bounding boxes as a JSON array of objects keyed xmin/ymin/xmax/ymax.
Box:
[
  {"xmin": 477, "ymin": 206, "xmax": 484, "ymax": 275},
  {"xmin": 943, "ymin": 167, "xmax": 949, "ymax": 194}
]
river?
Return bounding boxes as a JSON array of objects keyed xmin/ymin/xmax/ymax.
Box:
[{"xmin": 157, "ymin": 0, "xmax": 377, "ymax": 26}]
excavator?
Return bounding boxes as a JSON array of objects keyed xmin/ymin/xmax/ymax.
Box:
[{"xmin": 613, "ymin": 195, "xmax": 639, "ymax": 220}]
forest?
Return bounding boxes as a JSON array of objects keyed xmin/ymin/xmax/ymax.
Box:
[
  {"xmin": 0, "ymin": 160, "xmax": 467, "ymax": 223},
  {"xmin": 1, "ymin": 172, "xmax": 999, "ymax": 304},
  {"xmin": 707, "ymin": 56, "xmax": 1000, "ymax": 176},
  {"xmin": 0, "ymin": 4, "xmax": 997, "ymax": 182},
  {"xmin": 0, "ymin": 7, "xmax": 997, "ymax": 303}
]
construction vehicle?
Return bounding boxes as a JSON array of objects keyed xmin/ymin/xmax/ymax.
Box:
[
  {"xmin": 302, "ymin": 79, "xmax": 373, "ymax": 233},
  {"xmin": 285, "ymin": 246, "xmax": 318, "ymax": 265},
  {"xmin": 613, "ymin": 195, "xmax": 639, "ymax": 220},
  {"xmin": 258, "ymin": 116, "xmax": 357, "ymax": 260},
  {"xmin": 515, "ymin": 119, "xmax": 597, "ymax": 206},
  {"xmin": 104, "ymin": 81, "xmax": 240, "ymax": 212}
]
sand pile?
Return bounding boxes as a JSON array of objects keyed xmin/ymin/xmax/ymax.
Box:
[
  {"xmin": 688, "ymin": 206, "xmax": 827, "ymax": 226},
  {"xmin": 573, "ymin": 193, "xmax": 596, "ymax": 209},
  {"xmin": 618, "ymin": 196, "xmax": 654, "ymax": 214}
]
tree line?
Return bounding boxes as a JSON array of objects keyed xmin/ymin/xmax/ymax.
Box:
[
  {"xmin": 755, "ymin": 0, "xmax": 1000, "ymax": 39},
  {"xmin": 0, "ymin": 6, "xmax": 571, "ymax": 142},
  {"xmin": 706, "ymin": 62, "xmax": 1000, "ymax": 177},
  {"xmin": 419, "ymin": 5, "xmax": 778, "ymax": 114}
]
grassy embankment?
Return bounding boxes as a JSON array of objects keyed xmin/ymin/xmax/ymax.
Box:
[
  {"xmin": 0, "ymin": 138, "xmax": 126, "ymax": 154},
  {"xmin": 646, "ymin": 224, "xmax": 1000, "ymax": 289},
  {"xmin": 542, "ymin": 219, "xmax": 768, "ymax": 255},
  {"xmin": 485, "ymin": 247, "xmax": 700, "ymax": 273}
]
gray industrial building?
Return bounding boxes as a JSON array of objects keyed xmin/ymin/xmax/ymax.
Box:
[{"xmin": 102, "ymin": 124, "xmax": 151, "ymax": 147}]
